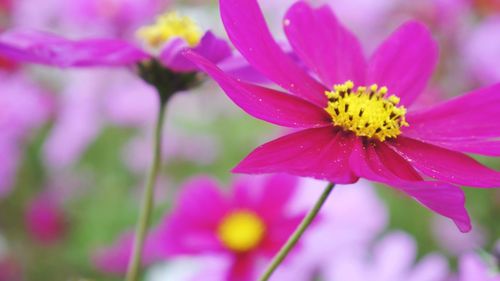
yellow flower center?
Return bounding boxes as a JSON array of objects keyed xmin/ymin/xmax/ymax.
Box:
[
  {"xmin": 217, "ymin": 210, "xmax": 266, "ymax": 253},
  {"xmin": 325, "ymin": 81, "xmax": 409, "ymax": 142},
  {"xmin": 137, "ymin": 11, "xmax": 202, "ymax": 48}
]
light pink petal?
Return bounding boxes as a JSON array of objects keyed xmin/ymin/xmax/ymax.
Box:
[
  {"xmin": 349, "ymin": 139, "xmax": 471, "ymax": 232},
  {"xmin": 184, "ymin": 50, "xmax": 330, "ymax": 128},
  {"xmin": 388, "ymin": 137, "xmax": 500, "ymax": 188},
  {"xmin": 372, "ymin": 232, "xmax": 416, "ymax": 280},
  {"xmin": 220, "ymin": 0, "xmax": 328, "ymax": 106},
  {"xmin": 407, "ymin": 254, "xmax": 449, "ymax": 281},
  {"xmin": 234, "ymin": 127, "xmax": 359, "ymax": 184},
  {"xmin": 160, "ymin": 31, "xmax": 232, "ymax": 72},
  {"xmin": 283, "ymin": 2, "xmax": 366, "ymax": 88},
  {"xmin": 367, "ymin": 21, "xmax": 438, "ymax": 106},
  {"xmin": 459, "ymin": 253, "xmax": 497, "ymax": 281},
  {"xmin": 404, "ymin": 83, "xmax": 500, "ymax": 156},
  {"xmin": 0, "ymin": 30, "xmax": 150, "ymax": 67},
  {"xmin": 151, "ymin": 176, "xmax": 229, "ymax": 256}
]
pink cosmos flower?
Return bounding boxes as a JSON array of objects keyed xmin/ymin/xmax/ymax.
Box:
[
  {"xmin": 184, "ymin": 0, "xmax": 500, "ymax": 233},
  {"xmin": 25, "ymin": 192, "xmax": 66, "ymax": 245},
  {"xmin": 94, "ymin": 174, "xmax": 306, "ymax": 280},
  {"xmin": 150, "ymin": 174, "xmax": 306, "ymax": 281},
  {"xmin": 0, "ymin": 11, "xmax": 231, "ymax": 72}
]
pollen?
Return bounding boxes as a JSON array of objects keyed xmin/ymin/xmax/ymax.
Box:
[
  {"xmin": 217, "ymin": 210, "xmax": 265, "ymax": 253},
  {"xmin": 325, "ymin": 81, "xmax": 409, "ymax": 142},
  {"xmin": 137, "ymin": 11, "xmax": 202, "ymax": 48}
]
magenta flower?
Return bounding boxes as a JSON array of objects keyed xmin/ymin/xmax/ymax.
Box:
[
  {"xmin": 25, "ymin": 193, "xmax": 66, "ymax": 245},
  {"xmin": 0, "ymin": 11, "xmax": 231, "ymax": 72},
  {"xmin": 150, "ymin": 175, "xmax": 305, "ymax": 281},
  {"xmin": 184, "ymin": 0, "xmax": 500, "ymax": 232},
  {"xmin": 94, "ymin": 174, "xmax": 305, "ymax": 280}
]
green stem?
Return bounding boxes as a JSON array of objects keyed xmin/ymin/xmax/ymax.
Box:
[
  {"xmin": 125, "ymin": 100, "xmax": 167, "ymax": 281},
  {"xmin": 258, "ymin": 182, "xmax": 336, "ymax": 281}
]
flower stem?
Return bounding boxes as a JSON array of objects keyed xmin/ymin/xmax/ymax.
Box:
[
  {"xmin": 258, "ymin": 182, "xmax": 335, "ymax": 281},
  {"xmin": 125, "ymin": 100, "xmax": 167, "ymax": 281}
]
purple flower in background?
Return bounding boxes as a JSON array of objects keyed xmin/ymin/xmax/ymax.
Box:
[
  {"xmin": 463, "ymin": 16, "xmax": 500, "ymax": 86},
  {"xmin": 268, "ymin": 179, "xmax": 389, "ymax": 281},
  {"xmin": 456, "ymin": 252, "xmax": 499, "ymax": 281},
  {"xmin": 431, "ymin": 216, "xmax": 485, "ymax": 256},
  {"xmin": 60, "ymin": 0, "xmax": 167, "ymax": 38},
  {"xmin": 324, "ymin": 232, "xmax": 449, "ymax": 281}
]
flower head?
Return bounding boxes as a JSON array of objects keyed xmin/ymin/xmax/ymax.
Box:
[
  {"xmin": 148, "ymin": 174, "xmax": 306, "ymax": 280},
  {"xmin": 94, "ymin": 174, "xmax": 306, "ymax": 280},
  {"xmin": 184, "ymin": 0, "xmax": 500, "ymax": 232},
  {"xmin": 25, "ymin": 193, "xmax": 66, "ymax": 245},
  {"xmin": 0, "ymin": 11, "xmax": 231, "ymax": 73}
]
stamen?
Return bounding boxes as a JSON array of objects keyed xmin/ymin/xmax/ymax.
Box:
[
  {"xmin": 137, "ymin": 11, "xmax": 202, "ymax": 49},
  {"xmin": 217, "ymin": 210, "xmax": 265, "ymax": 252},
  {"xmin": 325, "ymin": 81, "xmax": 409, "ymax": 141}
]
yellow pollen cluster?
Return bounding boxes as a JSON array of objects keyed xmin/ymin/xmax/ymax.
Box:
[
  {"xmin": 137, "ymin": 11, "xmax": 202, "ymax": 48},
  {"xmin": 217, "ymin": 210, "xmax": 265, "ymax": 253},
  {"xmin": 325, "ymin": 81, "xmax": 409, "ymax": 141}
]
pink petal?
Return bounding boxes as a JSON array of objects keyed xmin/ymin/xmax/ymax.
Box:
[
  {"xmin": 258, "ymin": 174, "xmax": 299, "ymax": 219},
  {"xmin": 233, "ymin": 127, "xmax": 359, "ymax": 184},
  {"xmin": 425, "ymin": 140, "xmax": 500, "ymax": 157},
  {"xmin": 367, "ymin": 21, "xmax": 438, "ymax": 106},
  {"xmin": 388, "ymin": 137, "xmax": 500, "ymax": 188},
  {"xmin": 220, "ymin": 0, "xmax": 327, "ymax": 106},
  {"xmin": 260, "ymin": 213, "xmax": 304, "ymax": 256},
  {"xmin": 231, "ymin": 174, "xmax": 298, "ymax": 220},
  {"xmin": 160, "ymin": 31, "xmax": 231, "ymax": 72},
  {"xmin": 0, "ymin": 30, "xmax": 150, "ymax": 67},
  {"xmin": 184, "ymin": 50, "xmax": 330, "ymax": 128},
  {"xmin": 404, "ymin": 83, "xmax": 500, "ymax": 156},
  {"xmin": 228, "ymin": 254, "xmax": 257, "ymax": 281},
  {"xmin": 349, "ymin": 139, "xmax": 471, "ymax": 232},
  {"xmin": 151, "ymin": 176, "xmax": 230, "ymax": 255},
  {"xmin": 283, "ymin": 2, "xmax": 366, "ymax": 88}
]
